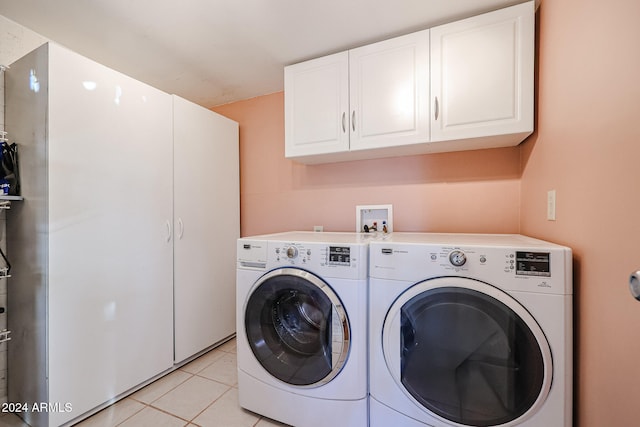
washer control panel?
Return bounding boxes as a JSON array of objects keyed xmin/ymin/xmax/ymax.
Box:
[
  {"xmin": 268, "ymin": 240, "xmax": 367, "ymax": 280},
  {"xmin": 275, "ymin": 244, "xmax": 353, "ymax": 266}
]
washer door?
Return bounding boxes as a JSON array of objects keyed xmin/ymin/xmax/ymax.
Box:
[
  {"xmin": 383, "ymin": 277, "xmax": 552, "ymax": 427},
  {"xmin": 244, "ymin": 268, "xmax": 350, "ymax": 387}
]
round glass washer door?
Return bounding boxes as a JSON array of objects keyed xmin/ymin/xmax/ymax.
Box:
[
  {"xmin": 244, "ymin": 268, "xmax": 350, "ymax": 387},
  {"xmin": 382, "ymin": 277, "xmax": 552, "ymax": 427}
]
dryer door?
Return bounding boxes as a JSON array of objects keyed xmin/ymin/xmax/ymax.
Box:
[
  {"xmin": 244, "ymin": 268, "xmax": 350, "ymax": 387},
  {"xmin": 382, "ymin": 277, "xmax": 552, "ymax": 427}
]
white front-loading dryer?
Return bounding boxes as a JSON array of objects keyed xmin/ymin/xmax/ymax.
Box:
[
  {"xmin": 369, "ymin": 233, "xmax": 572, "ymax": 427},
  {"xmin": 237, "ymin": 232, "xmax": 369, "ymax": 427}
]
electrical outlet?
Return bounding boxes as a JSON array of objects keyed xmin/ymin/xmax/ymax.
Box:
[
  {"xmin": 547, "ymin": 190, "xmax": 556, "ymax": 221},
  {"xmin": 313, "ymin": 225, "xmax": 323, "ymax": 232}
]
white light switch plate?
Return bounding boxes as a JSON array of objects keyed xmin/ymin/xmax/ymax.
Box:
[{"xmin": 547, "ymin": 190, "xmax": 556, "ymax": 221}]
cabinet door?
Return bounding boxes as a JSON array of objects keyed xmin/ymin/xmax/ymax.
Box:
[
  {"xmin": 47, "ymin": 43, "xmax": 174, "ymax": 426},
  {"xmin": 284, "ymin": 52, "xmax": 349, "ymax": 158},
  {"xmin": 430, "ymin": 1, "xmax": 534, "ymax": 143},
  {"xmin": 173, "ymin": 95, "xmax": 239, "ymax": 363},
  {"xmin": 349, "ymin": 30, "xmax": 429, "ymax": 151}
]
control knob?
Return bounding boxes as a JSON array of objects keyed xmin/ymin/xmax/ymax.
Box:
[
  {"xmin": 449, "ymin": 250, "xmax": 467, "ymax": 267},
  {"xmin": 286, "ymin": 246, "xmax": 299, "ymax": 259}
]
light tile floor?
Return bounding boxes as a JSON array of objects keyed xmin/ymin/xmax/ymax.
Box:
[{"xmin": 0, "ymin": 338, "xmax": 289, "ymax": 427}]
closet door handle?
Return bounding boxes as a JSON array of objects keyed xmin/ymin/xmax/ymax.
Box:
[
  {"xmin": 165, "ymin": 220, "xmax": 172, "ymax": 242},
  {"xmin": 434, "ymin": 97, "xmax": 439, "ymax": 121},
  {"xmin": 342, "ymin": 112, "xmax": 346, "ymax": 133},
  {"xmin": 178, "ymin": 218, "xmax": 184, "ymax": 240},
  {"xmin": 351, "ymin": 111, "xmax": 356, "ymax": 132}
]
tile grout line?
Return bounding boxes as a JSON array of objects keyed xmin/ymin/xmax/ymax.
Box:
[
  {"xmin": 81, "ymin": 341, "xmax": 237, "ymax": 426},
  {"xmin": 113, "ymin": 402, "xmax": 147, "ymax": 427},
  {"xmin": 181, "ymin": 385, "xmax": 235, "ymax": 426}
]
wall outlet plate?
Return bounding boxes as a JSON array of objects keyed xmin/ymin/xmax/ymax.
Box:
[{"xmin": 356, "ymin": 204, "xmax": 393, "ymax": 233}]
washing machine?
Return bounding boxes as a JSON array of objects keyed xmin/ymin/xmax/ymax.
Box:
[
  {"xmin": 237, "ymin": 232, "xmax": 369, "ymax": 427},
  {"xmin": 369, "ymin": 233, "xmax": 572, "ymax": 427}
]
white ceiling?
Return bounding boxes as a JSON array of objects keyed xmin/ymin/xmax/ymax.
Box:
[{"xmin": 0, "ymin": 0, "xmax": 524, "ymax": 108}]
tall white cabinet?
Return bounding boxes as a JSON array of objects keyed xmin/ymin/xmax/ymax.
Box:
[
  {"xmin": 5, "ymin": 43, "xmax": 239, "ymax": 427},
  {"xmin": 6, "ymin": 43, "xmax": 174, "ymax": 427},
  {"xmin": 173, "ymin": 95, "xmax": 238, "ymax": 363}
]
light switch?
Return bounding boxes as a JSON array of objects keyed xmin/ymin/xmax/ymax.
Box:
[{"xmin": 547, "ymin": 190, "xmax": 556, "ymax": 221}]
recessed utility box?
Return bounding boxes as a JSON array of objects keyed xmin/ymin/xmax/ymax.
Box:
[{"xmin": 356, "ymin": 204, "xmax": 393, "ymax": 233}]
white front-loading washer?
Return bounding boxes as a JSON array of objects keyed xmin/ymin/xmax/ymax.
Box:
[
  {"xmin": 237, "ymin": 232, "xmax": 369, "ymax": 427},
  {"xmin": 368, "ymin": 233, "xmax": 572, "ymax": 427}
]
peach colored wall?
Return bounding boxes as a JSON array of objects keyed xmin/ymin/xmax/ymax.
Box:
[
  {"xmin": 213, "ymin": 92, "xmax": 521, "ymax": 237},
  {"xmin": 520, "ymin": 0, "xmax": 640, "ymax": 425},
  {"xmin": 213, "ymin": 2, "xmax": 640, "ymax": 421}
]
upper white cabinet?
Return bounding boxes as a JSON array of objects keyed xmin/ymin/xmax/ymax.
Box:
[
  {"xmin": 349, "ymin": 31, "xmax": 429, "ymax": 151},
  {"xmin": 284, "ymin": 52, "xmax": 350, "ymax": 158},
  {"xmin": 285, "ymin": 30, "xmax": 429, "ymax": 163},
  {"xmin": 284, "ymin": 0, "xmax": 535, "ymax": 163},
  {"xmin": 430, "ymin": 0, "xmax": 534, "ymax": 146}
]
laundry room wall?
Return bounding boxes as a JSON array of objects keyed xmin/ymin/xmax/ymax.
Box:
[
  {"xmin": 213, "ymin": 93, "xmax": 521, "ymax": 237},
  {"xmin": 519, "ymin": 0, "xmax": 640, "ymax": 425},
  {"xmin": 10, "ymin": 4, "xmax": 640, "ymax": 425}
]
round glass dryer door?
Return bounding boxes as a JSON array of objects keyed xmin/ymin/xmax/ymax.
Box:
[
  {"xmin": 382, "ymin": 277, "xmax": 552, "ymax": 426},
  {"xmin": 244, "ymin": 268, "xmax": 350, "ymax": 387}
]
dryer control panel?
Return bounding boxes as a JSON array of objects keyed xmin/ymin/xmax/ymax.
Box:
[
  {"xmin": 370, "ymin": 240, "xmax": 572, "ymax": 295},
  {"xmin": 515, "ymin": 251, "xmax": 551, "ymax": 277}
]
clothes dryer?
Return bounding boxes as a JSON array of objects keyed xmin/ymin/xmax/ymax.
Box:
[
  {"xmin": 369, "ymin": 233, "xmax": 572, "ymax": 427},
  {"xmin": 237, "ymin": 232, "xmax": 369, "ymax": 427}
]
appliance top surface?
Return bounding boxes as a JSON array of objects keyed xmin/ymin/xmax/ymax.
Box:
[
  {"xmin": 372, "ymin": 232, "xmax": 570, "ymax": 250},
  {"xmin": 239, "ymin": 231, "xmax": 381, "ymax": 245}
]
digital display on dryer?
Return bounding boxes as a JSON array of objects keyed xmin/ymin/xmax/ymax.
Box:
[
  {"xmin": 516, "ymin": 252, "xmax": 551, "ymax": 277},
  {"xmin": 329, "ymin": 246, "xmax": 350, "ymax": 266}
]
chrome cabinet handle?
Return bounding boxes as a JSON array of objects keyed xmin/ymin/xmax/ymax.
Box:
[
  {"xmin": 342, "ymin": 112, "xmax": 346, "ymax": 133},
  {"xmin": 434, "ymin": 97, "xmax": 439, "ymax": 121},
  {"xmin": 351, "ymin": 111, "xmax": 356, "ymax": 132}
]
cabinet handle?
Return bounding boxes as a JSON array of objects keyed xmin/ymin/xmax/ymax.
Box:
[
  {"xmin": 165, "ymin": 220, "xmax": 172, "ymax": 242},
  {"xmin": 342, "ymin": 112, "xmax": 346, "ymax": 133},
  {"xmin": 178, "ymin": 218, "xmax": 184, "ymax": 240},
  {"xmin": 351, "ymin": 111, "xmax": 356, "ymax": 132},
  {"xmin": 434, "ymin": 97, "xmax": 439, "ymax": 121}
]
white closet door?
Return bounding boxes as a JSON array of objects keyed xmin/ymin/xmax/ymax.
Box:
[
  {"xmin": 47, "ymin": 44, "xmax": 174, "ymax": 426},
  {"xmin": 173, "ymin": 95, "xmax": 239, "ymax": 363}
]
